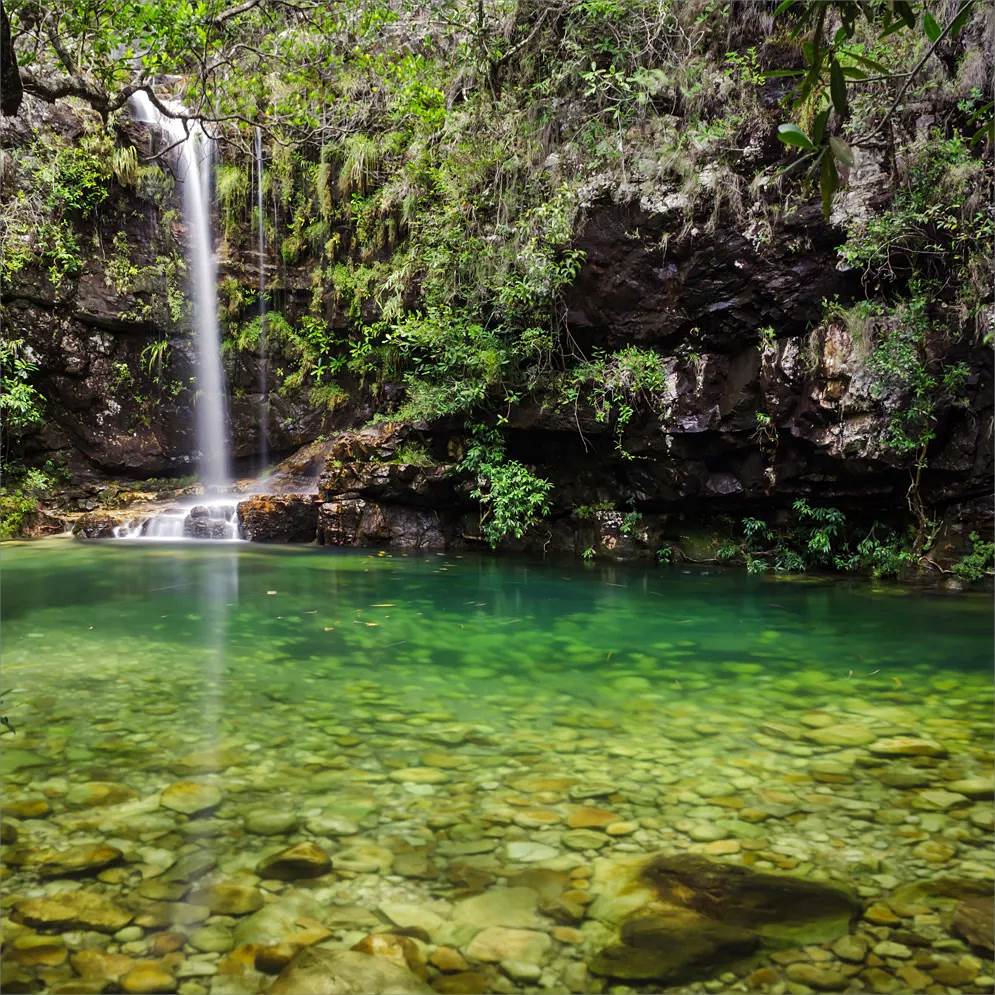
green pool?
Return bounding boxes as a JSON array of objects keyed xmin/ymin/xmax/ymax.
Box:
[{"xmin": 2, "ymin": 539, "xmax": 992, "ymax": 994}]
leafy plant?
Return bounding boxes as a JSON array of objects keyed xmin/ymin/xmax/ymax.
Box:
[{"xmin": 952, "ymin": 532, "xmax": 995, "ymax": 582}]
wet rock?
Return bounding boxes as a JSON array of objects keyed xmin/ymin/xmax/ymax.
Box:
[
  {"xmin": 8, "ymin": 933, "xmax": 67, "ymax": 967},
  {"xmin": 120, "ymin": 963, "xmax": 176, "ymax": 994},
  {"xmin": 243, "ymin": 810, "xmax": 299, "ymax": 835},
  {"xmin": 352, "ymin": 932, "xmax": 426, "ymax": 976},
  {"xmin": 803, "ymin": 723, "xmax": 875, "ymax": 747},
  {"xmin": 785, "ymin": 963, "xmax": 848, "ymax": 990},
  {"xmin": 505, "ymin": 841, "xmax": 558, "ymax": 863},
  {"xmin": 430, "ymin": 948, "xmax": 469, "ymax": 973},
  {"xmin": 831, "ymin": 934, "xmax": 868, "ymax": 962},
  {"xmin": 562, "ymin": 828, "xmax": 609, "ymax": 850},
  {"xmin": 867, "ymin": 737, "xmax": 948, "ymax": 757},
  {"xmin": 952, "ymin": 896, "xmax": 995, "ymax": 954},
  {"xmin": 186, "ymin": 882, "xmax": 264, "ymax": 916},
  {"xmin": 464, "ymin": 926, "xmax": 552, "ymax": 964},
  {"xmin": 305, "ymin": 813, "xmax": 359, "ymax": 836},
  {"xmin": 189, "ymin": 923, "xmax": 235, "ymax": 952},
  {"xmin": 6, "ymin": 797, "xmax": 52, "ymax": 818},
  {"xmin": 268, "ymin": 948, "xmax": 433, "ymax": 994},
  {"xmin": 8, "ymin": 842, "xmax": 123, "ymax": 878},
  {"xmin": 14, "ymin": 890, "xmax": 133, "ymax": 933},
  {"xmin": 256, "ymin": 841, "xmax": 331, "ymax": 880},
  {"xmin": 566, "ymin": 806, "xmax": 617, "ymax": 829},
  {"xmin": 233, "ymin": 892, "xmax": 332, "ymax": 948},
  {"xmin": 431, "ymin": 970, "xmax": 497, "ymax": 995},
  {"xmin": 237, "ymin": 494, "xmax": 318, "ymax": 543},
  {"xmin": 453, "ymin": 887, "xmax": 540, "ymax": 929},
  {"xmin": 65, "ymin": 781, "xmax": 139, "ymax": 808},
  {"xmin": 160, "ymin": 781, "xmax": 222, "ymax": 815},
  {"xmin": 588, "ymin": 853, "xmax": 860, "ymax": 984},
  {"xmin": 72, "ymin": 512, "xmax": 126, "ymax": 538},
  {"xmin": 946, "ymin": 777, "xmax": 994, "ymax": 799}
]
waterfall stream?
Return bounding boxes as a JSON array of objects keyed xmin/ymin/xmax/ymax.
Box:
[
  {"xmin": 131, "ymin": 93, "xmax": 231, "ymax": 490},
  {"xmin": 121, "ymin": 94, "xmax": 239, "ymax": 540}
]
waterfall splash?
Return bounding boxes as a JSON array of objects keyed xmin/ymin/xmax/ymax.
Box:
[
  {"xmin": 131, "ymin": 92, "xmax": 231, "ymax": 490},
  {"xmin": 254, "ymin": 126, "xmax": 269, "ymax": 477}
]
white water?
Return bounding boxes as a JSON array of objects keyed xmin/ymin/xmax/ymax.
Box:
[
  {"xmin": 113, "ymin": 497, "xmax": 241, "ymax": 541},
  {"xmin": 131, "ymin": 93, "xmax": 231, "ymax": 490},
  {"xmin": 254, "ymin": 126, "xmax": 269, "ymax": 477}
]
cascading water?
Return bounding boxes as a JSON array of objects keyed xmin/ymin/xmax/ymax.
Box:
[
  {"xmin": 131, "ymin": 92, "xmax": 231, "ymax": 490},
  {"xmin": 254, "ymin": 126, "xmax": 269, "ymax": 477},
  {"xmin": 119, "ymin": 94, "xmax": 241, "ymax": 540}
]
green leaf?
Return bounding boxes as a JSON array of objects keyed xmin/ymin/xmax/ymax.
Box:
[
  {"xmin": 820, "ymin": 152, "xmax": 839, "ymax": 217},
  {"xmin": 923, "ymin": 11, "xmax": 941, "ymax": 40},
  {"xmin": 948, "ymin": 1, "xmax": 975, "ymax": 37},
  {"xmin": 829, "ymin": 60, "xmax": 849, "ymax": 116},
  {"xmin": 894, "ymin": 1, "xmax": 916, "ymax": 28},
  {"xmin": 841, "ymin": 50, "xmax": 890, "ymax": 73},
  {"xmin": 811, "ymin": 108, "xmax": 830, "ymax": 144},
  {"xmin": 773, "ymin": 0, "xmax": 796, "ymax": 15},
  {"xmin": 829, "ymin": 136, "xmax": 854, "ymax": 167},
  {"xmin": 762, "ymin": 69, "xmax": 805, "ymax": 79},
  {"xmin": 777, "ymin": 123, "xmax": 815, "ymax": 149},
  {"xmin": 842, "ymin": 67, "xmax": 868, "ymax": 79}
]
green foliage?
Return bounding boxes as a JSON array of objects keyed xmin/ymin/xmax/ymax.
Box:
[
  {"xmin": 952, "ymin": 532, "xmax": 995, "ymax": 583},
  {"xmin": 460, "ymin": 426, "xmax": 552, "ymax": 547},
  {"xmin": 0, "ymin": 339, "xmax": 44, "ymax": 432},
  {"xmin": 656, "ymin": 544, "xmax": 674, "ymax": 565},
  {"xmin": 0, "ymin": 492, "xmax": 37, "ymax": 540}
]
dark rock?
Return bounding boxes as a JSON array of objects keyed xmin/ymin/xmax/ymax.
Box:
[
  {"xmin": 238, "ymin": 494, "xmax": 318, "ymax": 543},
  {"xmin": 951, "ymin": 896, "xmax": 994, "ymax": 954},
  {"xmin": 72, "ymin": 512, "xmax": 125, "ymax": 538},
  {"xmin": 589, "ymin": 853, "xmax": 861, "ymax": 984},
  {"xmin": 317, "ymin": 499, "xmax": 450, "ymax": 550}
]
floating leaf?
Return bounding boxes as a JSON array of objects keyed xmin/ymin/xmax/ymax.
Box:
[{"xmin": 777, "ymin": 123, "xmax": 815, "ymax": 149}]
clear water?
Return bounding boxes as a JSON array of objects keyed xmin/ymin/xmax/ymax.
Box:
[{"xmin": 2, "ymin": 539, "xmax": 992, "ymax": 992}]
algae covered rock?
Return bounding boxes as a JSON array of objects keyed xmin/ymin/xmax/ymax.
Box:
[{"xmin": 588, "ymin": 853, "xmax": 861, "ymax": 984}]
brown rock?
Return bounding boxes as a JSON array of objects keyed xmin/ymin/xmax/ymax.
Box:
[
  {"xmin": 951, "ymin": 896, "xmax": 994, "ymax": 954},
  {"xmin": 352, "ymin": 933, "xmax": 426, "ymax": 977},
  {"xmin": 269, "ymin": 948, "xmax": 433, "ymax": 994},
  {"xmin": 14, "ymin": 890, "xmax": 133, "ymax": 933},
  {"xmin": 566, "ymin": 806, "xmax": 617, "ymax": 829},
  {"xmin": 120, "ymin": 962, "xmax": 176, "ymax": 994},
  {"xmin": 430, "ymin": 947, "xmax": 469, "ymax": 973},
  {"xmin": 257, "ymin": 841, "xmax": 331, "ymax": 880}
]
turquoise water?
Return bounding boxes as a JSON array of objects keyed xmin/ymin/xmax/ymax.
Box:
[{"xmin": 2, "ymin": 539, "xmax": 992, "ymax": 993}]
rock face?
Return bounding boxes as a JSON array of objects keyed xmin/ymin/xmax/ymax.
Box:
[
  {"xmin": 588, "ymin": 854, "xmax": 861, "ymax": 984},
  {"xmin": 268, "ymin": 948, "xmax": 434, "ymax": 995},
  {"xmin": 237, "ymin": 494, "xmax": 318, "ymax": 543}
]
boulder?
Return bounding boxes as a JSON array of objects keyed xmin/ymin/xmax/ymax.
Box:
[
  {"xmin": 588, "ymin": 853, "xmax": 861, "ymax": 984},
  {"xmin": 237, "ymin": 494, "xmax": 318, "ymax": 543}
]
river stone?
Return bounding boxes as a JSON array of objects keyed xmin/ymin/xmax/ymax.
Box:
[
  {"xmin": 453, "ymin": 887, "xmax": 539, "ymax": 929},
  {"xmin": 785, "ymin": 963, "xmax": 848, "ymax": 990},
  {"xmin": 70, "ymin": 949, "xmax": 136, "ymax": 981},
  {"xmin": 8, "ymin": 933, "xmax": 67, "ymax": 967},
  {"xmin": 269, "ymin": 948, "xmax": 433, "ymax": 994},
  {"xmin": 588, "ymin": 854, "xmax": 861, "ymax": 984},
  {"xmin": 952, "ymin": 896, "xmax": 995, "ymax": 954},
  {"xmin": 831, "ymin": 934, "xmax": 868, "ymax": 962},
  {"xmin": 233, "ymin": 892, "xmax": 332, "ymax": 947},
  {"xmin": 187, "ymin": 882, "xmax": 263, "ymax": 916},
  {"xmin": 11, "ymin": 843, "xmax": 123, "ymax": 878},
  {"xmin": 6, "ymin": 796, "xmax": 52, "ymax": 818},
  {"xmin": 876, "ymin": 768, "xmax": 933, "ymax": 788},
  {"xmin": 257, "ymin": 841, "xmax": 331, "ymax": 880},
  {"xmin": 914, "ymin": 788, "xmax": 969, "ymax": 810},
  {"xmin": 379, "ymin": 902, "xmax": 445, "ymax": 937},
  {"xmin": 868, "ymin": 737, "xmax": 948, "ymax": 757},
  {"xmin": 562, "ymin": 829, "xmax": 609, "ymax": 850},
  {"xmin": 160, "ymin": 782, "xmax": 222, "ymax": 815},
  {"xmin": 244, "ymin": 810, "xmax": 299, "ymax": 835},
  {"xmin": 803, "ymin": 724, "xmax": 875, "ymax": 747},
  {"xmin": 65, "ymin": 781, "xmax": 139, "ymax": 809},
  {"xmin": 120, "ymin": 963, "xmax": 176, "ymax": 994},
  {"xmin": 388, "ymin": 767, "xmax": 449, "ymax": 784},
  {"xmin": 946, "ymin": 777, "xmax": 995, "ymax": 799},
  {"xmin": 567, "ymin": 806, "xmax": 617, "ymax": 829},
  {"xmin": 305, "ymin": 813, "xmax": 360, "ymax": 836},
  {"xmin": 14, "ymin": 891, "xmax": 133, "ymax": 933},
  {"xmin": 464, "ymin": 926, "xmax": 551, "ymax": 964},
  {"xmin": 189, "ymin": 923, "xmax": 235, "ymax": 952},
  {"xmin": 161, "ymin": 851, "xmax": 217, "ymax": 883},
  {"xmin": 505, "ymin": 841, "xmax": 558, "ymax": 863}
]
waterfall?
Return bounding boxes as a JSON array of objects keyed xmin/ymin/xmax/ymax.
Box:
[
  {"xmin": 254, "ymin": 126, "xmax": 269, "ymax": 477},
  {"xmin": 131, "ymin": 93, "xmax": 231, "ymax": 490}
]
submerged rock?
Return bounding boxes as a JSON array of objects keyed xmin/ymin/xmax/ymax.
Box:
[
  {"xmin": 160, "ymin": 781, "xmax": 222, "ymax": 815},
  {"xmin": 257, "ymin": 841, "xmax": 332, "ymax": 880},
  {"xmin": 588, "ymin": 853, "xmax": 861, "ymax": 984},
  {"xmin": 14, "ymin": 890, "xmax": 133, "ymax": 933},
  {"xmin": 268, "ymin": 948, "xmax": 433, "ymax": 995}
]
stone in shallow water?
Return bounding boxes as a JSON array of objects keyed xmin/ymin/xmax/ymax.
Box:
[
  {"xmin": 566, "ymin": 806, "xmax": 616, "ymax": 829},
  {"xmin": 305, "ymin": 813, "xmax": 360, "ymax": 836},
  {"xmin": 505, "ymin": 841, "xmax": 558, "ymax": 863},
  {"xmin": 120, "ymin": 963, "xmax": 176, "ymax": 994},
  {"xmin": 160, "ymin": 781, "xmax": 222, "ymax": 815},
  {"xmin": 388, "ymin": 766, "xmax": 450, "ymax": 784},
  {"xmin": 803, "ymin": 724, "xmax": 875, "ymax": 747},
  {"xmin": 785, "ymin": 963, "xmax": 848, "ymax": 990},
  {"xmin": 379, "ymin": 902, "xmax": 445, "ymax": 937},
  {"xmin": 6, "ymin": 796, "xmax": 52, "ymax": 818},
  {"xmin": 562, "ymin": 829, "xmax": 609, "ymax": 850},
  {"xmin": 8, "ymin": 933, "xmax": 67, "ymax": 967},
  {"xmin": 946, "ymin": 777, "xmax": 995, "ymax": 799},
  {"xmin": 868, "ymin": 736, "xmax": 948, "ymax": 757},
  {"xmin": 588, "ymin": 853, "xmax": 861, "ymax": 984},
  {"xmin": 189, "ymin": 923, "xmax": 235, "ymax": 952},
  {"xmin": 453, "ymin": 887, "xmax": 539, "ymax": 929},
  {"xmin": 257, "ymin": 841, "xmax": 331, "ymax": 880},
  {"xmin": 9, "ymin": 843, "xmax": 123, "ymax": 878},
  {"xmin": 14, "ymin": 891, "xmax": 133, "ymax": 933},
  {"xmin": 952, "ymin": 896, "xmax": 995, "ymax": 954},
  {"xmin": 187, "ymin": 883, "xmax": 263, "ymax": 916},
  {"xmin": 269, "ymin": 949, "xmax": 433, "ymax": 995},
  {"xmin": 233, "ymin": 893, "xmax": 332, "ymax": 948},
  {"xmin": 464, "ymin": 926, "xmax": 552, "ymax": 964},
  {"xmin": 831, "ymin": 934, "xmax": 868, "ymax": 962},
  {"xmin": 244, "ymin": 810, "xmax": 299, "ymax": 835}
]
